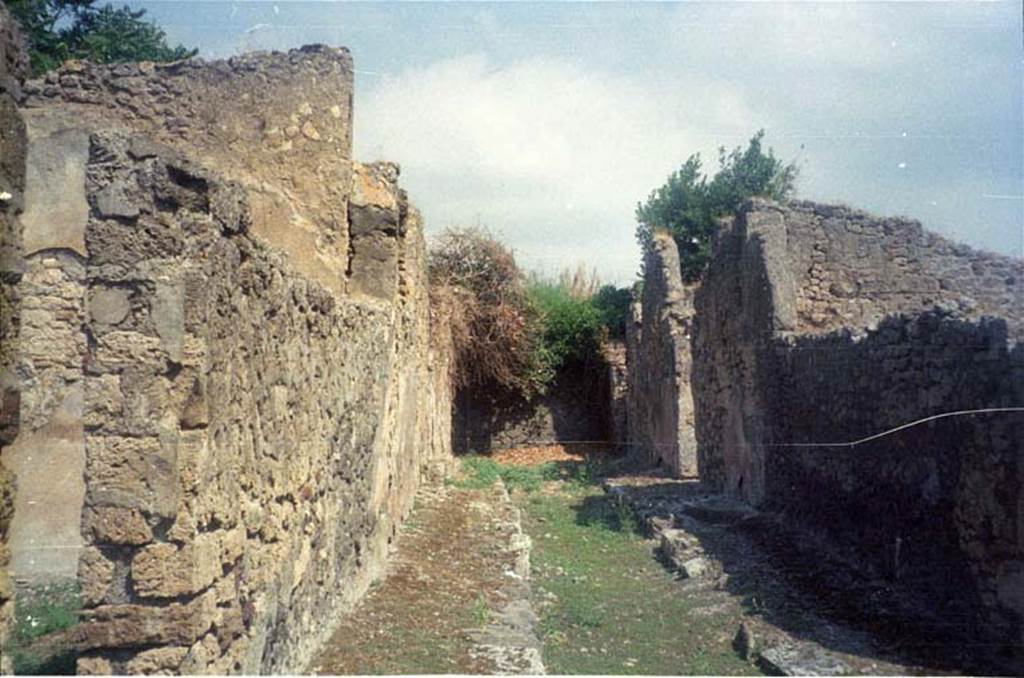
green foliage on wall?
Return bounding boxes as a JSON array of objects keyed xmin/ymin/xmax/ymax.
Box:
[
  {"xmin": 8, "ymin": 0, "xmax": 196, "ymax": 76},
  {"xmin": 528, "ymin": 281, "xmax": 604, "ymax": 371},
  {"xmin": 636, "ymin": 130, "xmax": 798, "ymax": 282}
]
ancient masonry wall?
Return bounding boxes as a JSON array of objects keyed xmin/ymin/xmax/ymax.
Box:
[
  {"xmin": 690, "ymin": 198, "xmax": 1023, "ymax": 659},
  {"xmin": 4, "ymin": 48, "xmax": 455, "ymax": 674},
  {"xmin": 624, "ymin": 232, "xmax": 697, "ymax": 475},
  {"xmin": 0, "ymin": 5, "xmax": 27, "ymax": 671},
  {"xmin": 602, "ymin": 341, "xmax": 628, "ymax": 450},
  {"xmin": 453, "ymin": 366, "xmax": 610, "ymax": 454}
]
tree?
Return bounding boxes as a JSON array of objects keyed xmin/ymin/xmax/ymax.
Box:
[
  {"xmin": 636, "ymin": 130, "xmax": 798, "ymax": 282},
  {"xmin": 591, "ymin": 284, "xmax": 632, "ymax": 340},
  {"xmin": 7, "ymin": 0, "xmax": 196, "ymax": 76}
]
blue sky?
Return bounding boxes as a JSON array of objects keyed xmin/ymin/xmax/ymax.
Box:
[{"xmin": 136, "ymin": 1, "xmax": 1022, "ymax": 285}]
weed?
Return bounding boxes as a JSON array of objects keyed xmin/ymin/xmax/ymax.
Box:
[
  {"xmin": 6, "ymin": 582, "xmax": 81, "ymax": 675},
  {"xmin": 453, "ymin": 456, "xmax": 503, "ymax": 489},
  {"xmin": 14, "ymin": 582, "xmax": 80, "ymax": 643},
  {"xmin": 469, "ymin": 594, "xmax": 491, "ymax": 627},
  {"xmin": 453, "ymin": 456, "xmax": 557, "ymax": 494}
]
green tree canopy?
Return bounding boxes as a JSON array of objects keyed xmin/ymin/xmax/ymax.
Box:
[
  {"xmin": 8, "ymin": 0, "xmax": 196, "ymax": 76},
  {"xmin": 591, "ymin": 284, "xmax": 632, "ymax": 340},
  {"xmin": 636, "ymin": 130, "xmax": 798, "ymax": 281}
]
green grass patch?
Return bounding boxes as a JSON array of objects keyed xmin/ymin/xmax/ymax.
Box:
[
  {"xmin": 14, "ymin": 583, "xmax": 80, "ymax": 642},
  {"xmin": 6, "ymin": 582, "xmax": 81, "ymax": 675},
  {"xmin": 454, "ymin": 456, "xmax": 560, "ymax": 493},
  {"xmin": 455, "ymin": 453, "xmax": 631, "ymax": 494},
  {"xmin": 520, "ymin": 482, "xmax": 761, "ymax": 676}
]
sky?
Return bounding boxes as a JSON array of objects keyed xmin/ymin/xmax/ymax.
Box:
[{"xmin": 135, "ymin": 1, "xmax": 1023, "ymax": 286}]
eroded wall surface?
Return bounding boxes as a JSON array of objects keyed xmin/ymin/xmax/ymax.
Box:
[
  {"xmin": 691, "ymin": 198, "xmax": 1024, "ymax": 661},
  {"xmin": 22, "ymin": 47, "xmax": 355, "ymax": 296},
  {"xmin": 602, "ymin": 341, "xmax": 628, "ymax": 450},
  {"xmin": 0, "ymin": 5, "xmax": 27, "ymax": 670},
  {"xmin": 7, "ymin": 46, "xmax": 454, "ymax": 674},
  {"xmin": 453, "ymin": 366, "xmax": 610, "ymax": 454},
  {"xmin": 70, "ymin": 135, "xmax": 452, "ymax": 674},
  {"xmin": 625, "ymin": 232, "xmax": 698, "ymax": 475}
]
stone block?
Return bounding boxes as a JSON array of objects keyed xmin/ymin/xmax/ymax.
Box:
[
  {"xmin": 76, "ymin": 656, "xmax": 113, "ymax": 675},
  {"xmin": 89, "ymin": 286, "xmax": 132, "ymax": 327},
  {"xmin": 152, "ymin": 280, "xmax": 184, "ymax": 362},
  {"xmin": 83, "ymin": 505, "xmax": 153, "ymax": 545},
  {"xmin": 92, "ymin": 331, "xmax": 168, "ymax": 372},
  {"xmin": 78, "ymin": 546, "xmax": 115, "ymax": 606},
  {"xmin": 349, "ymin": 203, "xmax": 399, "ymax": 237},
  {"xmin": 86, "ymin": 435, "xmax": 178, "ymax": 518},
  {"xmin": 131, "ymin": 532, "xmax": 222, "ymax": 598},
  {"xmin": 94, "ymin": 181, "xmax": 140, "ymax": 220},
  {"xmin": 124, "ymin": 646, "xmax": 189, "ymax": 674},
  {"xmin": 77, "ymin": 590, "xmax": 215, "ymax": 649},
  {"xmin": 83, "ymin": 373, "xmax": 124, "ymax": 430},
  {"xmin": 659, "ymin": 528, "xmax": 697, "ymax": 567},
  {"xmin": 21, "ymin": 119, "xmax": 89, "ymax": 256},
  {"xmin": 348, "ymin": 232, "xmax": 398, "ymax": 300},
  {"xmin": 351, "ymin": 162, "xmax": 399, "ymax": 211},
  {"xmin": 678, "ymin": 556, "xmax": 710, "ymax": 580}
]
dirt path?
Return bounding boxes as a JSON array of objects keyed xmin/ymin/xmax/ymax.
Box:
[
  {"xmin": 311, "ymin": 454, "xmax": 966, "ymax": 675},
  {"xmin": 308, "ymin": 480, "xmax": 543, "ymax": 675}
]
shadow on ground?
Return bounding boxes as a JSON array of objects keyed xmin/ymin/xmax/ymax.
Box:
[{"xmin": 570, "ymin": 466, "xmax": 1016, "ymax": 676}]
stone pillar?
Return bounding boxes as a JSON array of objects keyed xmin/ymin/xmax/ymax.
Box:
[{"xmin": 626, "ymin": 233, "xmax": 698, "ymax": 476}]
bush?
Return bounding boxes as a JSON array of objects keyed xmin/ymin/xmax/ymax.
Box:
[
  {"xmin": 527, "ymin": 281, "xmax": 604, "ymax": 370},
  {"xmin": 429, "ymin": 227, "xmax": 554, "ymax": 398},
  {"xmin": 636, "ymin": 130, "xmax": 798, "ymax": 282},
  {"xmin": 431, "ymin": 232, "xmax": 632, "ymax": 399}
]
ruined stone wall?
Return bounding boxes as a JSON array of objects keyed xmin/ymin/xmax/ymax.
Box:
[
  {"xmin": 4, "ymin": 46, "xmax": 454, "ymax": 674},
  {"xmin": 602, "ymin": 341, "xmax": 628, "ymax": 450},
  {"xmin": 453, "ymin": 366, "xmax": 609, "ymax": 454},
  {"xmin": 70, "ymin": 133, "xmax": 452, "ymax": 674},
  {"xmin": 22, "ymin": 47, "xmax": 355, "ymax": 296},
  {"xmin": 0, "ymin": 5, "xmax": 27, "ymax": 670},
  {"xmin": 691, "ymin": 197, "xmax": 1024, "ymax": 661},
  {"xmin": 624, "ymin": 233, "xmax": 697, "ymax": 475}
]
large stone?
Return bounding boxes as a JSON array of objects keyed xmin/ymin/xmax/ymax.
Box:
[
  {"xmin": 79, "ymin": 546, "xmax": 116, "ymax": 606},
  {"xmin": 86, "ymin": 435, "xmax": 178, "ymax": 518},
  {"xmin": 678, "ymin": 556, "xmax": 711, "ymax": 580},
  {"xmin": 83, "ymin": 506, "xmax": 153, "ymax": 545},
  {"xmin": 77, "ymin": 591, "xmax": 216, "ymax": 649},
  {"xmin": 131, "ymin": 533, "xmax": 222, "ymax": 598},
  {"xmin": 89, "ymin": 286, "xmax": 132, "ymax": 327},
  {"xmin": 123, "ymin": 646, "xmax": 189, "ymax": 674},
  {"xmin": 21, "ymin": 118, "xmax": 89, "ymax": 256}
]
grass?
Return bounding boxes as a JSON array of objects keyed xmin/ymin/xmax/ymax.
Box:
[
  {"xmin": 453, "ymin": 453, "xmax": 627, "ymax": 494},
  {"xmin": 517, "ymin": 467, "xmax": 761, "ymax": 676},
  {"xmin": 5, "ymin": 581, "xmax": 80, "ymax": 675},
  {"xmin": 452, "ymin": 455, "xmax": 561, "ymax": 493},
  {"xmin": 470, "ymin": 593, "xmax": 491, "ymax": 628}
]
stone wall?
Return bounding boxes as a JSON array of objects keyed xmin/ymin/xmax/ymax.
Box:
[
  {"xmin": 0, "ymin": 4, "xmax": 27, "ymax": 671},
  {"xmin": 602, "ymin": 341, "xmax": 628, "ymax": 450},
  {"xmin": 5, "ymin": 46, "xmax": 455, "ymax": 674},
  {"xmin": 69, "ymin": 133, "xmax": 452, "ymax": 674},
  {"xmin": 22, "ymin": 47, "xmax": 355, "ymax": 296},
  {"xmin": 453, "ymin": 366, "xmax": 610, "ymax": 454},
  {"xmin": 690, "ymin": 198, "xmax": 1024, "ymax": 661},
  {"xmin": 624, "ymin": 232, "xmax": 697, "ymax": 475}
]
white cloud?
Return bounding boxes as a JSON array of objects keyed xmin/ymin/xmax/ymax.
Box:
[{"xmin": 355, "ymin": 54, "xmax": 760, "ymax": 284}]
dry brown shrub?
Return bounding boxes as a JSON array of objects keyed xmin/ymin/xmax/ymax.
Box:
[{"xmin": 428, "ymin": 227, "xmax": 552, "ymax": 397}]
